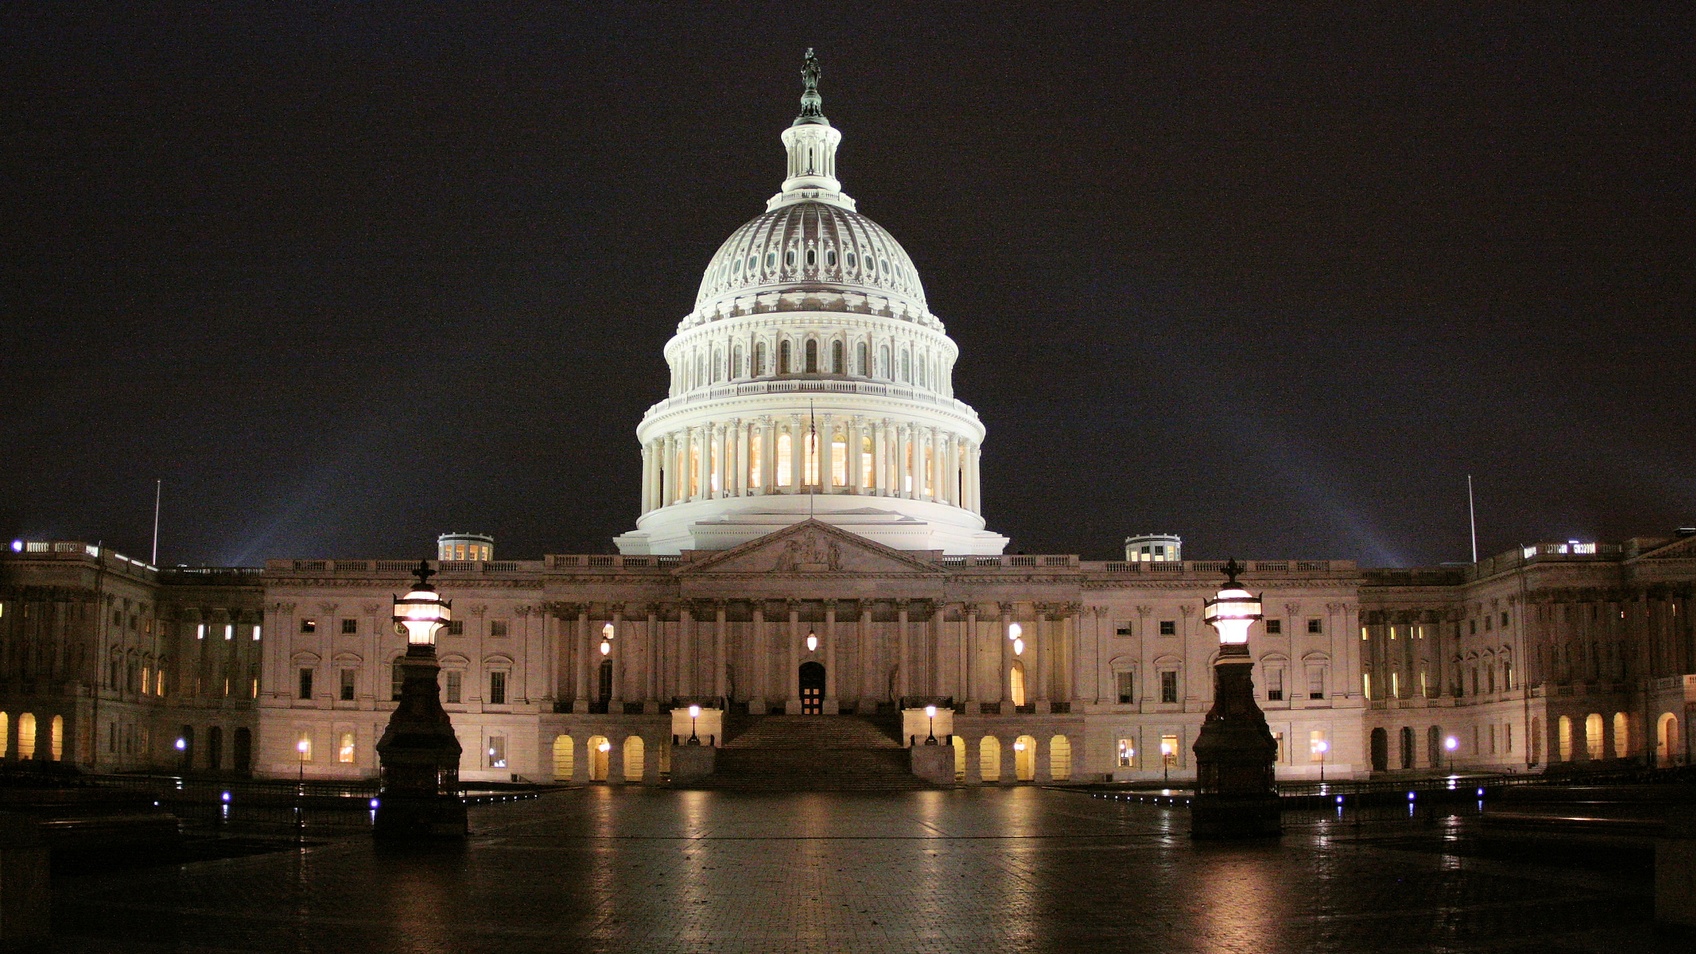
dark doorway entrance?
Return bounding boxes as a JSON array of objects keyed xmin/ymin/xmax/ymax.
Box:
[
  {"xmin": 1370, "ymin": 727, "xmax": 1389, "ymax": 772},
  {"xmin": 207, "ymin": 726, "xmax": 223, "ymax": 771},
  {"xmin": 799, "ymin": 662, "xmax": 825, "ymax": 715},
  {"xmin": 233, "ymin": 727, "xmax": 252, "ymax": 774}
]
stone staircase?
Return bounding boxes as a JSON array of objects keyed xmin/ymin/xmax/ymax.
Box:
[{"xmin": 683, "ymin": 715, "xmax": 937, "ymax": 791}]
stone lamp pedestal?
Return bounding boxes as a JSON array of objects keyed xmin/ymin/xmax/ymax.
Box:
[
  {"xmin": 374, "ymin": 645, "xmax": 467, "ymax": 839},
  {"xmin": 1191, "ymin": 642, "xmax": 1282, "ymax": 839}
]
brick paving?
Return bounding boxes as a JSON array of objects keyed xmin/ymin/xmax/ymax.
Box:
[{"xmin": 50, "ymin": 788, "xmax": 1679, "ymax": 953}]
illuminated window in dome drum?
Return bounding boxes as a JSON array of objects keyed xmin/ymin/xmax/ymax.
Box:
[
  {"xmin": 805, "ymin": 340, "xmax": 818, "ymax": 373},
  {"xmin": 749, "ymin": 439, "xmax": 762, "ymax": 488},
  {"xmin": 831, "ymin": 340, "xmax": 844, "ymax": 373},
  {"xmin": 777, "ymin": 433, "xmax": 793, "ymax": 486},
  {"xmin": 755, "ymin": 342, "xmax": 767, "ymax": 375},
  {"xmin": 860, "ymin": 437, "xmax": 873, "ymax": 486},
  {"xmin": 831, "ymin": 434, "xmax": 847, "ymax": 486},
  {"xmin": 779, "ymin": 341, "xmax": 792, "ymax": 374},
  {"xmin": 857, "ymin": 342, "xmax": 869, "ymax": 374}
]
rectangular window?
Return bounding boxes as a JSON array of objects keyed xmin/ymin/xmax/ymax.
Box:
[
  {"xmin": 1272, "ymin": 731, "xmax": 1286, "ymax": 764},
  {"xmin": 1309, "ymin": 730, "xmax": 1327, "ymax": 762},
  {"xmin": 392, "ymin": 664, "xmax": 405, "ymax": 702},
  {"xmin": 196, "ymin": 623, "xmax": 206, "ymax": 640},
  {"xmin": 1159, "ymin": 670, "xmax": 1178, "ymax": 704},
  {"xmin": 489, "ymin": 619, "xmax": 509, "ymax": 638},
  {"xmin": 1307, "ymin": 618, "xmax": 1323, "ymax": 634},
  {"xmin": 253, "ymin": 625, "xmax": 263, "ymax": 641},
  {"xmin": 488, "ymin": 735, "xmax": 507, "ymax": 769},
  {"xmin": 1266, "ymin": 668, "xmax": 1284, "ymax": 701},
  {"xmin": 339, "ymin": 668, "xmax": 356, "ymax": 701},
  {"xmin": 1159, "ymin": 620, "xmax": 1176, "ymax": 636},
  {"xmin": 1506, "ymin": 722, "xmax": 1513, "ymax": 752},
  {"xmin": 1501, "ymin": 611, "xmax": 1510, "ymax": 627},
  {"xmin": 1159, "ymin": 734, "xmax": 1180, "ymax": 767},
  {"xmin": 1117, "ymin": 739, "xmax": 1136, "ymax": 768},
  {"xmin": 445, "ymin": 670, "xmax": 463, "ymax": 705},
  {"xmin": 297, "ymin": 668, "xmax": 313, "ymax": 700},
  {"xmin": 1484, "ymin": 614, "xmax": 1493, "ymax": 632},
  {"xmin": 1265, "ymin": 619, "xmax": 1282, "ymax": 635},
  {"xmin": 1307, "ymin": 668, "xmax": 1325, "ymax": 700},
  {"xmin": 1115, "ymin": 670, "xmax": 1135, "ymax": 705},
  {"xmin": 489, "ymin": 671, "xmax": 507, "ymax": 705},
  {"xmin": 446, "ymin": 620, "xmax": 464, "ymax": 636},
  {"xmin": 341, "ymin": 618, "xmax": 358, "ymax": 635},
  {"xmin": 338, "ymin": 731, "xmax": 356, "ymax": 764},
  {"xmin": 301, "ymin": 619, "xmax": 317, "ymax": 634},
  {"xmin": 1115, "ymin": 623, "xmax": 1131, "ymax": 636}
]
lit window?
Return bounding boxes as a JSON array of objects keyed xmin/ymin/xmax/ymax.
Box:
[
  {"xmin": 777, "ymin": 433, "xmax": 794, "ymax": 486},
  {"xmin": 196, "ymin": 624, "xmax": 206, "ymax": 640},
  {"xmin": 297, "ymin": 732, "xmax": 312, "ymax": 762},
  {"xmin": 1117, "ymin": 739, "xmax": 1136, "ymax": 767},
  {"xmin": 338, "ymin": 731, "xmax": 356, "ymax": 763},
  {"xmin": 253, "ymin": 625, "xmax": 262, "ymax": 641},
  {"xmin": 301, "ymin": 619, "xmax": 317, "ymax": 634},
  {"xmin": 488, "ymin": 735, "xmax": 508, "ymax": 769},
  {"xmin": 1309, "ymin": 730, "xmax": 1327, "ymax": 762}
]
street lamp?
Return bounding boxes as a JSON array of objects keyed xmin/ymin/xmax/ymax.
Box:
[
  {"xmin": 1445, "ymin": 735, "xmax": 1458, "ymax": 775},
  {"xmin": 1160, "ymin": 738, "xmax": 1175, "ymax": 785},
  {"xmin": 924, "ymin": 704, "xmax": 938, "ymax": 745},
  {"xmin": 295, "ymin": 737, "xmax": 309, "ymax": 837},
  {"xmin": 373, "ymin": 561, "xmax": 467, "ymax": 839},
  {"xmin": 1192, "ymin": 558, "xmax": 1281, "ymax": 838},
  {"xmin": 1315, "ymin": 739, "xmax": 1328, "ymax": 783},
  {"xmin": 688, "ymin": 704, "xmax": 701, "ymax": 745}
]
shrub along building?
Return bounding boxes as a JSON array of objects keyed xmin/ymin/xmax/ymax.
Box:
[{"xmin": 2, "ymin": 55, "xmax": 1691, "ymax": 785}]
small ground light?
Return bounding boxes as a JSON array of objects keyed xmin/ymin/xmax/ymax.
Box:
[
  {"xmin": 221, "ymin": 791, "xmax": 231, "ymax": 803},
  {"xmin": 1336, "ymin": 795, "xmax": 1344, "ymax": 804},
  {"xmin": 370, "ymin": 798, "xmax": 380, "ymax": 809},
  {"xmin": 1408, "ymin": 791, "xmax": 1416, "ymax": 800},
  {"xmin": 1476, "ymin": 788, "xmax": 1485, "ymax": 797}
]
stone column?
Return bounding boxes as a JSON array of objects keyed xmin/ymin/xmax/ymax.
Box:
[
  {"xmin": 786, "ymin": 601, "xmax": 801, "ymax": 711},
  {"xmin": 1034, "ymin": 604, "xmax": 1052, "ymax": 712},
  {"xmin": 761, "ymin": 416, "xmax": 777, "ymax": 494},
  {"xmin": 850, "ymin": 416, "xmax": 866, "ymax": 494},
  {"xmin": 750, "ymin": 602, "xmax": 768, "ymax": 713},
  {"xmin": 609, "ymin": 604, "xmax": 625, "ymax": 709},
  {"xmin": 645, "ymin": 603, "xmax": 660, "ymax": 712},
  {"xmin": 639, "ymin": 442, "xmax": 653, "ymax": 513},
  {"xmin": 896, "ymin": 600, "xmax": 911, "ymax": 702},
  {"xmin": 858, "ymin": 603, "xmax": 873, "ymax": 708},
  {"xmin": 713, "ymin": 600, "xmax": 728, "ymax": 703},
  {"xmin": 1034, "ymin": 735, "xmax": 1052, "ymax": 782},
  {"xmin": 820, "ymin": 412, "xmax": 835, "ymax": 492},
  {"xmin": 573, "ymin": 606, "xmax": 590, "ymax": 713},
  {"xmin": 728, "ymin": 418, "xmax": 742, "ymax": 497},
  {"xmin": 964, "ymin": 604, "xmax": 979, "ymax": 711},
  {"xmin": 964, "ymin": 736, "xmax": 983, "ymax": 784},
  {"xmin": 661, "ymin": 435, "xmax": 677, "ymax": 507},
  {"xmin": 997, "ymin": 602, "xmax": 1013, "ymax": 706},
  {"xmin": 823, "ymin": 600, "xmax": 839, "ymax": 713},
  {"xmin": 679, "ymin": 603, "xmax": 694, "ymax": 698}
]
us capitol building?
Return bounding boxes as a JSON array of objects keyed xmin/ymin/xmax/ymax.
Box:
[{"xmin": 3, "ymin": 56, "xmax": 1693, "ymax": 787}]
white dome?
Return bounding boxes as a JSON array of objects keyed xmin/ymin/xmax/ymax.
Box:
[{"xmin": 695, "ymin": 202, "xmax": 927, "ymax": 313}]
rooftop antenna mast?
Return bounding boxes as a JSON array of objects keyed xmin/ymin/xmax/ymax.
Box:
[
  {"xmin": 151, "ymin": 479, "xmax": 162, "ymax": 566},
  {"xmin": 808, "ymin": 399, "xmax": 817, "ymax": 518},
  {"xmin": 1467, "ymin": 475, "xmax": 1479, "ymax": 564}
]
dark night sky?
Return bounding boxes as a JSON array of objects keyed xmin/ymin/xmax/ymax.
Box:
[{"xmin": 3, "ymin": 3, "xmax": 1692, "ymax": 568}]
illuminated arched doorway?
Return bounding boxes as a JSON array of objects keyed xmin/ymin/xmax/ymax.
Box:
[
  {"xmin": 1558, "ymin": 716, "xmax": 1573, "ymax": 761},
  {"xmin": 553, "ymin": 734, "xmax": 575, "ymax": 781},
  {"xmin": 1658, "ymin": 713, "xmax": 1679, "ymax": 765},
  {"xmin": 587, "ymin": 735, "xmax": 610, "ymax": 781},
  {"xmin": 952, "ymin": 735, "xmax": 967, "ymax": 782},
  {"xmin": 1585, "ymin": 713, "xmax": 1604, "ymax": 760},
  {"xmin": 623, "ymin": 736, "xmax": 645, "ymax": 782},
  {"xmin": 1049, "ymin": 735, "xmax": 1072, "ymax": 781},
  {"xmin": 979, "ymin": 736, "xmax": 1001, "ymax": 783},
  {"xmin": 1014, "ymin": 735, "xmax": 1036, "ymax": 781},
  {"xmin": 1613, "ymin": 712, "xmax": 1629, "ymax": 759},
  {"xmin": 17, "ymin": 713, "xmax": 36, "ymax": 760}
]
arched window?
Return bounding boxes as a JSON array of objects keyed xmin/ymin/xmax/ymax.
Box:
[
  {"xmin": 805, "ymin": 247, "xmax": 816, "ymax": 267},
  {"xmin": 1585, "ymin": 713, "xmax": 1604, "ymax": 760},
  {"xmin": 749, "ymin": 436, "xmax": 763, "ymax": 488},
  {"xmin": 917, "ymin": 355, "xmax": 927, "ymax": 388},
  {"xmin": 18, "ymin": 713, "xmax": 36, "ymax": 759},
  {"xmin": 755, "ymin": 342, "xmax": 767, "ymax": 376},
  {"xmin": 1613, "ymin": 712, "xmax": 1629, "ymax": 758},
  {"xmin": 51, "ymin": 714, "xmax": 64, "ymax": 761},
  {"xmin": 623, "ymin": 736, "xmax": 645, "ymax": 782},
  {"xmin": 826, "ymin": 249, "xmax": 837, "ymax": 267},
  {"xmin": 857, "ymin": 342, "xmax": 869, "ymax": 375},
  {"xmin": 879, "ymin": 344, "xmax": 890, "ymax": 378},
  {"xmin": 804, "ymin": 340, "xmax": 818, "ymax": 373},
  {"xmin": 831, "ymin": 432, "xmax": 847, "ymax": 486},
  {"xmin": 776, "ymin": 433, "xmax": 794, "ymax": 486},
  {"xmin": 1558, "ymin": 715, "xmax": 1573, "ymax": 761},
  {"xmin": 901, "ymin": 350, "xmax": 911, "ymax": 383},
  {"xmin": 733, "ymin": 345, "xmax": 744, "ymax": 379},
  {"xmin": 712, "ymin": 348, "xmax": 723, "ymax": 383},
  {"xmin": 831, "ymin": 340, "xmax": 844, "ymax": 374},
  {"xmin": 553, "ymin": 734, "xmax": 574, "ymax": 780},
  {"xmin": 765, "ymin": 251, "xmax": 776, "ymax": 270},
  {"xmin": 784, "ymin": 249, "xmax": 796, "ymax": 268},
  {"xmin": 779, "ymin": 340, "xmax": 792, "ymax": 374},
  {"xmin": 0, "ymin": 713, "xmax": 8, "ymax": 758},
  {"xmin": 860, "ymin": 435, "xmax": 874, "ymax": 487}
]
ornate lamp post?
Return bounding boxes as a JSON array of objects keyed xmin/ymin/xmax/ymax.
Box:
[
  {"xmin": 373, "ymin": 561, "xmax": 467, "ymax": 839},
  {"xmin": 1445, "ymin": 735, "xmax": 1458, "ymax": 775},
  {"xmin": 924, "ymin": 705, "xmax": 938, "ymax": 745},
  {"xmin": 688, "ymin": 704, "xmax": 702, "ymax": 745},
  {"xmin": 1191, "ymin": 559, "xmax": 1282, "ymax": 839},
  {"xmin": 1315, "ymin": 739, "xmax": 1328, "ymax": 784}
]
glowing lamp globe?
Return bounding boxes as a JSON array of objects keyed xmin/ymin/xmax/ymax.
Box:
[
  {"xmin": 688, "ymin": 704, "xmax": 701, "ymax": 720},
  {"xmin": 924, "ymin": 704, "xmax": 937, "ymax": 719},
  {"xmin": 393, "ymin": 562, "xmax": 452, "ymax": 647},
  {"xmin": 1202, "ymin": 558, "xmax": 1262, "ymax": 646}
]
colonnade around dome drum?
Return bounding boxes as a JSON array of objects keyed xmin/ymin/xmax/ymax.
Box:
[{"xmin": 638, "ymin": 414, "xmax": 982, "ymax": 516}]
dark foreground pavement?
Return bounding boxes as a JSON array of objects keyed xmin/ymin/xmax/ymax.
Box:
[{"xmin": 49, "ymin": 786, "xmax": 1681, "ymax": 953}]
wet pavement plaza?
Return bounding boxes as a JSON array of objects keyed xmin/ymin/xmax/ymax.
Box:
[{"xmin": 50, "ymin": 787, "xmax": 1679, "ymax": 953}]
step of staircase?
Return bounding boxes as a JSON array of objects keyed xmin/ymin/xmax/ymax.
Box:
[{"xmin": 682, "ymin": 715, "xmax": 937, "ymax": 791}]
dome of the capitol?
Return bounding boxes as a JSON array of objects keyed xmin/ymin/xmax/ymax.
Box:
[
  {"xmin": 694, "ymin": 202, "xmax": 928, "ymax": 312},
  {"xmin": 614, "ymin": 50, "xmax": 1008, "ymax": 558}
]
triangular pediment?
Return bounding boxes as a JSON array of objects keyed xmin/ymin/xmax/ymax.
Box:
[
  {"xmin": 1635, "ymin": 534, "xmax": 1696, "ymax": 561},
  {"xmin": 677, "ymin": 519, "xmax": 945, "ymax": 578}
]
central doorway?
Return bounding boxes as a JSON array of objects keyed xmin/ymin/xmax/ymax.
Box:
[{"xmin": 799, "ymin": 662, "xmax": 825, "ymax": 714}]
